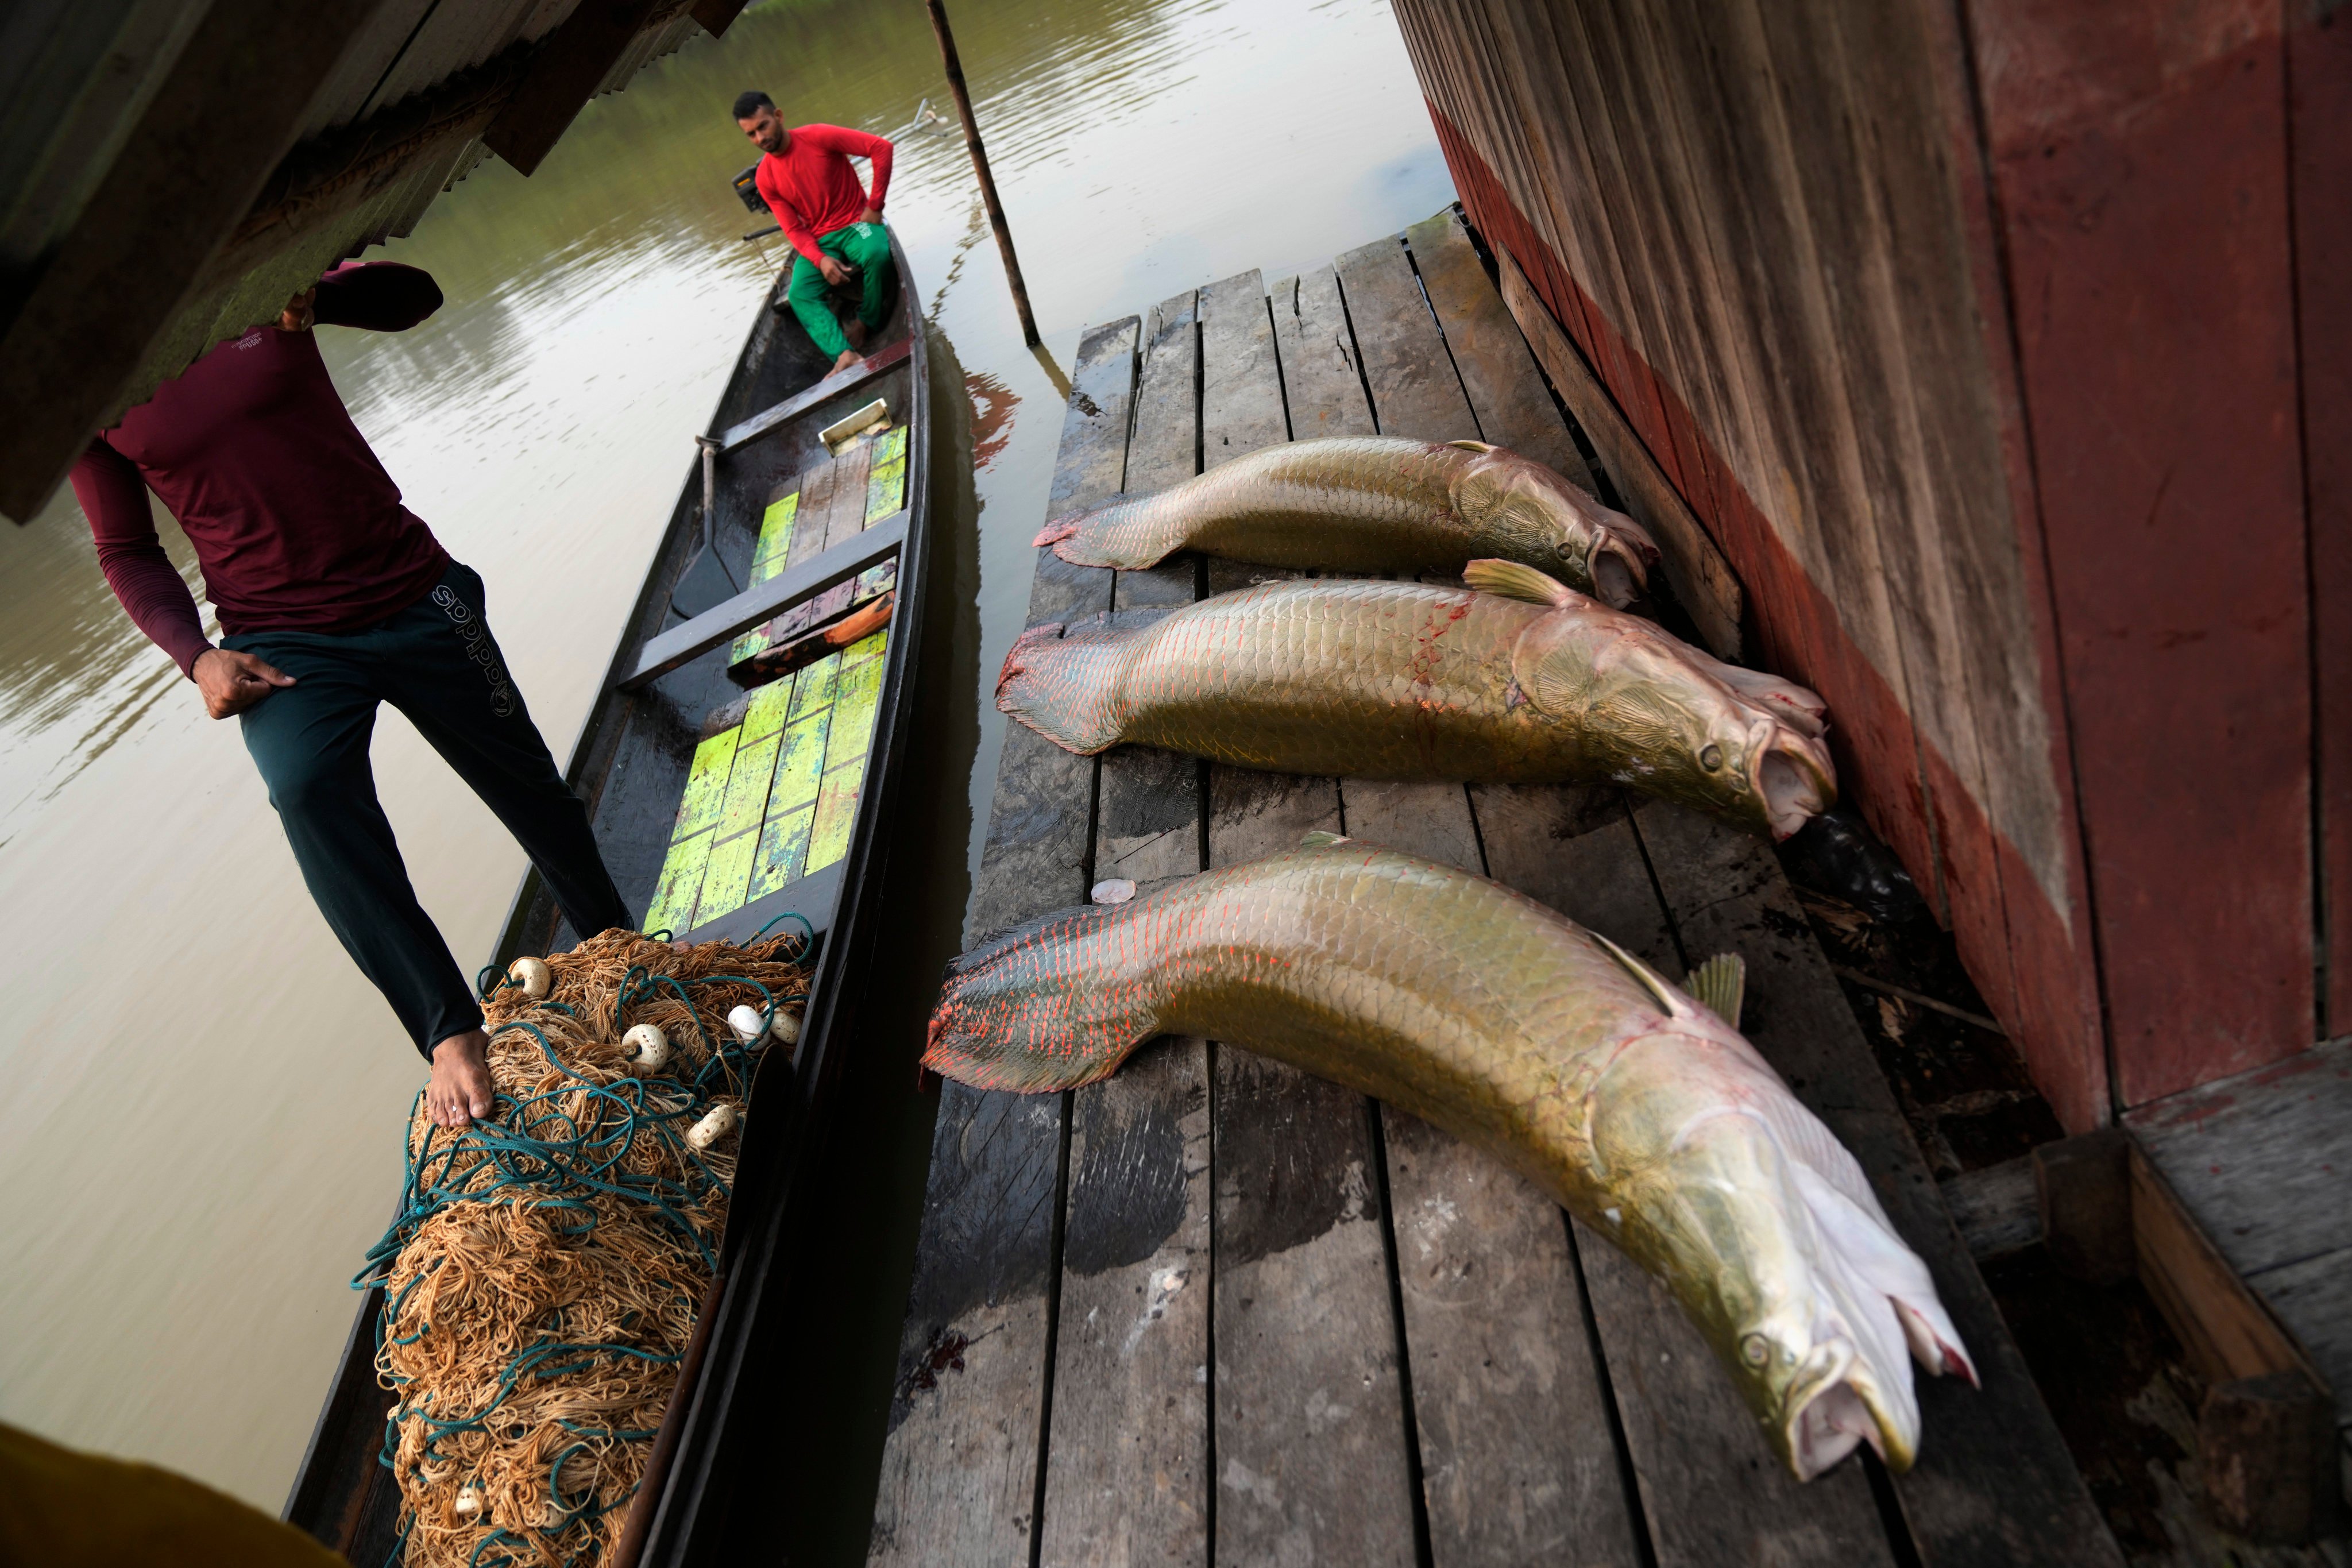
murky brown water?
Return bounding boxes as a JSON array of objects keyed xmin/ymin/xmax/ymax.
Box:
[{"xmin": 0, "ymin": 0, "xmax": 1449, "ymax": 1511}]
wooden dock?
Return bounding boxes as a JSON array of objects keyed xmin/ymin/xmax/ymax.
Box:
[
  {"xmin": 866, "ymin": 211, "xmax": 2122, "ymax": 1567},
  {"xmin": 2129, "ymin": 1036, "xmax": 2352, "ymax": 1458}
]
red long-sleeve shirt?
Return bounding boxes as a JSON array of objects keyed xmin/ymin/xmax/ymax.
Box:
[
  {"xmin": 754, "ymin": 125, "xmax": 894, "ymax": 265},
  {"xmin": 71, "ymin": 261, "xmax": 451, "ymax": 678}
]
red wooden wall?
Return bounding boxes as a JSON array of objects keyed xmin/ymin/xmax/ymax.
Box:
[{"xmin": 1391, "ymin": 0, "xmax": 2345, "ymax": 1121}]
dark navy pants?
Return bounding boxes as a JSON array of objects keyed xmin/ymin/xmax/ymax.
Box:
[{"xmin": 227, "ymin": 561, "xmax": 631, "ymax": 1057}]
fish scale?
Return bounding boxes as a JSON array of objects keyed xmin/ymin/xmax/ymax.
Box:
[{"xmin": 925, "ymin": 838, "xmax": 1976, "ymax": 1481}]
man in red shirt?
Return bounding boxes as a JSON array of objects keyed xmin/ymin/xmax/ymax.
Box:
[
  {"xmin": 733, "ymin": 90, "xmax": 896, "ymax": 373},
  {"xmin": 71, "ymin": 262, "xmax": 633, "ymax": 1130}
]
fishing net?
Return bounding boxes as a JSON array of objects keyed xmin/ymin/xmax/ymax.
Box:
[{"xmin": 353, "ymin": 925, "xmax": 812, "ymax": 1568}]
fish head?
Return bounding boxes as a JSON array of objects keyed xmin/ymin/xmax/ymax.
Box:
[
  {"xmin": 1515, "ymin": 612, "xmax": 1836, "ymax": 837},
  {"xmin": 1450, "ymin": 444, "xmax": 1658, "ymax": 608},
  {"xmin": 1590, "ymin": 1029, "xmax": 1925, "ymax": 1478}
]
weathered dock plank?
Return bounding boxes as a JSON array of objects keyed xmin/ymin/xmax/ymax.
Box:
[
  {"xmin": 1203, "ymin": 268, "xmax": 1423, "ymax": 1567},
  {"xmin": 1269, "ymin": 269, "xmax": 1376, "ymax": 441},
  {"xmin": 2125, "ymin": 1034, "xmax": 2352, "ymax": 1280},
  {"xmin": 1331, "ymin": 233, "xmax": 1644, "ymax": 1566},
  {"xmin": 2126, "ymin": 1034, "xmax": 2352, "ymax": 1434},
  {"xmin": 1351, "ymin": 781, "xmax": 1646, "ymax": 1567},
  {"xmin": 1334, "ymin": 233, "xmax": 1481, "ymax": 443},
  {"xmin": 1630, "ymin": 801, "xmax": 2125, "ymax": 1568},
  {"xmin": 1039, "ymin": 288, "xmax": 1212, "ymax": 1567},
  {"xmin": 868, "ymin": 316, "xmax": 1138, "ymax": 1568},
  {"xmin": 1406, "ymin": 209, "xmax": 1594, "ymax": 488}
]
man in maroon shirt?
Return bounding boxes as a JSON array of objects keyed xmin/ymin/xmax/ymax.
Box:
[
  {"xmin": 71, "ymin": 261, "xmax": 632, "ymax": 1130},
  {"xmin": 733, "ymin": 90, "xmax": 896, "ymax": 373}
]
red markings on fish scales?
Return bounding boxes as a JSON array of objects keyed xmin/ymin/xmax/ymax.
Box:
[{"xmin": 1405, "ymin": 597, "xmax": 1473, "ymax": 695}]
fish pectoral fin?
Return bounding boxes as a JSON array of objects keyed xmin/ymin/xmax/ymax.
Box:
[
  {"xmin": 1445, "ymin": 439, "xmax": 1497, "ymax": 453},
  {"xmin": 1298, "ymin": 829, "xmax": 1353, "ymax": 849},
  {"xmin": 1464, "ymin": 558, "xmax": 1578, "ymax": 608},
  {"xmin": 1587, "ymin": 929, "xmax": 1690, "ymax": 1018},
  {"xmin": 1685, "ymin": 952, "xmax": 1746, "ymax": 1029}
]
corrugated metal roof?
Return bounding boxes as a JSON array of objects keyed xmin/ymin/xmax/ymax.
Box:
[{"xmin": 0, "ymin": 1, "xmax": 216, "ymax": 277}]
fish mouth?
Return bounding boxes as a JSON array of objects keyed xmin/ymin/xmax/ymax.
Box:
[
  {"xmin": 1756, "ymin": 728, "xmax": 1836, "ymax": 839},
  {"xmin": 1780, "ymin": 1335, "xmax": 1913, "ymax": 1478},
  {"xmin": 1588, "ymin": 530, "xmax": 1651, "ymax": 609}
]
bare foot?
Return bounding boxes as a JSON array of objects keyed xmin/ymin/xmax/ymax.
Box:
[
  {"xmin": 428, "ymin": 1029, "xmax": 494, "ymax": 1128},
  {"xmin": 844, "ymin": 317, "xmax": 870, "ymax": 350},
  {"xmin": 831, "ymin": 346, "xmax": 862, "ymax": 374}
]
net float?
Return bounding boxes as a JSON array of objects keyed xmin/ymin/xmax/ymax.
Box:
[
  {"xmin": 620, "ymin": 1022, "xmax": 670, "ymax": 1075},
  {"xmin": 508, "ymin": 955, "xmax": 551, "ymax": 999},
  {"xmin": 727, "ymin": 1002, "xmax": 800, "ymax": 1045},
  {"xmin": 686, "ymin": 1102, "xmax": 740, "ymax": 1149},
  {"xmin": 454, "ymin": 1480, "xmax": 484, "ymax": 1519}
]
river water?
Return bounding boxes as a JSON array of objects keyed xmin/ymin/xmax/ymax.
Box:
[{"xmin": 0, "ymin": 0, "xmax": 1450, "ymax": 1520}]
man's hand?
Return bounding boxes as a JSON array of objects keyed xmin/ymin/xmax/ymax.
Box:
[
  {"xmin": 192, "ymin": 648, "xmax": 295, "ymax": 719},
  {"xmin": 817, "ymin": 253, "xmax": 852, "ymax": 287},
  {"xmin": 857, "ymin": 206, "xmax": 881, "ymax": 226},
  {"xmin": 276, "ymin": 287, "xmax": 317, "ymax": 333}
]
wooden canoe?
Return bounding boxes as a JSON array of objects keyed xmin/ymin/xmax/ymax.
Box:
[{"xmin": 281, "ymin": 226, "xmax": 934, "ymax": 1568}]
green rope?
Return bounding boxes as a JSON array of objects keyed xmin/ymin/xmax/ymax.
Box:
[{"xmin": 750, "ymin": 909, "xmax": 814, "ymax": 955}]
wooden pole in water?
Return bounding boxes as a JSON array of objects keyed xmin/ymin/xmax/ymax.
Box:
[{"xmin": 924, "ymin": 0, "xmax": 1040, "ymax": 346}]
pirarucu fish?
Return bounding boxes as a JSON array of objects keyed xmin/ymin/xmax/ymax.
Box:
[
  {"xmin": 924, "ymin": 835, "xmax": 1977, "ymax": 1478},
  {"xmin": 1032, "ymin": 435, "xmax": 1660, "ymax": 608},
  {"xmin": 997, "ymin": 558, "xmax": 1836, "ymax": 839}
]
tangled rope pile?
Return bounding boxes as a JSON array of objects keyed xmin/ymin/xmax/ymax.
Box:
[{"xmin": 354, "ymin": 926, "xmax": 810, "ymax": 1568}]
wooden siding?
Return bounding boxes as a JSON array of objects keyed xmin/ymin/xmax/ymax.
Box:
[{"xmin": 1391, "ymin": 0, "xmax": 2344, "ymax": 1114}]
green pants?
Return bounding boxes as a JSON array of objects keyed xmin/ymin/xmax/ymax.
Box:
[{"xmin": 786, "ymin": 221, "xmax": 896, "ymax": 359}]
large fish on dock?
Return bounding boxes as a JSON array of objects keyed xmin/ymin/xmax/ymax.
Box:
[
  {"xmin": 997, "ymin": 558, "xmax": 1835, "ymax": 839},
  {"xmin": 924, "ymin": 835, "xmax": 1977, "ymax": 1479},
  {"xmin": 1032, "ymin": 435, "xmax": 1660, "ymax": 608}
]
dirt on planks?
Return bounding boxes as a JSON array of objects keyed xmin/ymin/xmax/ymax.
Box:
[{"xmin": 1774, "ymin": 809, "xmax": 2064, "ymax": 1179}]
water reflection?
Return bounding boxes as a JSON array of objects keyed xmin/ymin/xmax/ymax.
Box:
[
  {"xmin": 965, "ymin": 370, "xmax": 1021, "ymax": 471},
  {"xmin": 0, "ymin": 0, "xmax": 1448, "ymax": 1511}
]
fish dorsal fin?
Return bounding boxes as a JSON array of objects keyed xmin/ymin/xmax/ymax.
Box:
[
  {"xmin": 1446, "ymin": 439, "xmax": 1497, "ymax": 453},
  {"xmin": 1465, "ymin": 558, "xmax": 1577, "ymax": 608},
  {"xmin": 1299, "ymin": 829, "xmax": 1353, "ymax": 850},
  {"xmin": 1685, "ymin": 952, "xmax": 1747, "ymax": 1029},
  {"xmin": 1589, "ymin": 929, "xmax": 1690, "ymax": 1017}
]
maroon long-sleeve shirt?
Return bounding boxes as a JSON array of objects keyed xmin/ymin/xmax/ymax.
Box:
[
  {"xmin": 754, "ymin": 125, "xmax": 894, "ymax": 265},
  {"xmin": 70, "ymin": 261, "xmax": 451, "ymax": 678}
]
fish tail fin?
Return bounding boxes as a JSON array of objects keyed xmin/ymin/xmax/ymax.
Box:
[
  {"xmin": 995, "ymin": 619, "xmax": 1135, "ymax": 754},
  {"xmin": 923, "ymin": 904, "xmax": 1158, "ymax": 1092},
  {"xmin": 1032, "ymin": 495, "xmax": 1175, "ymax": 568}
]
